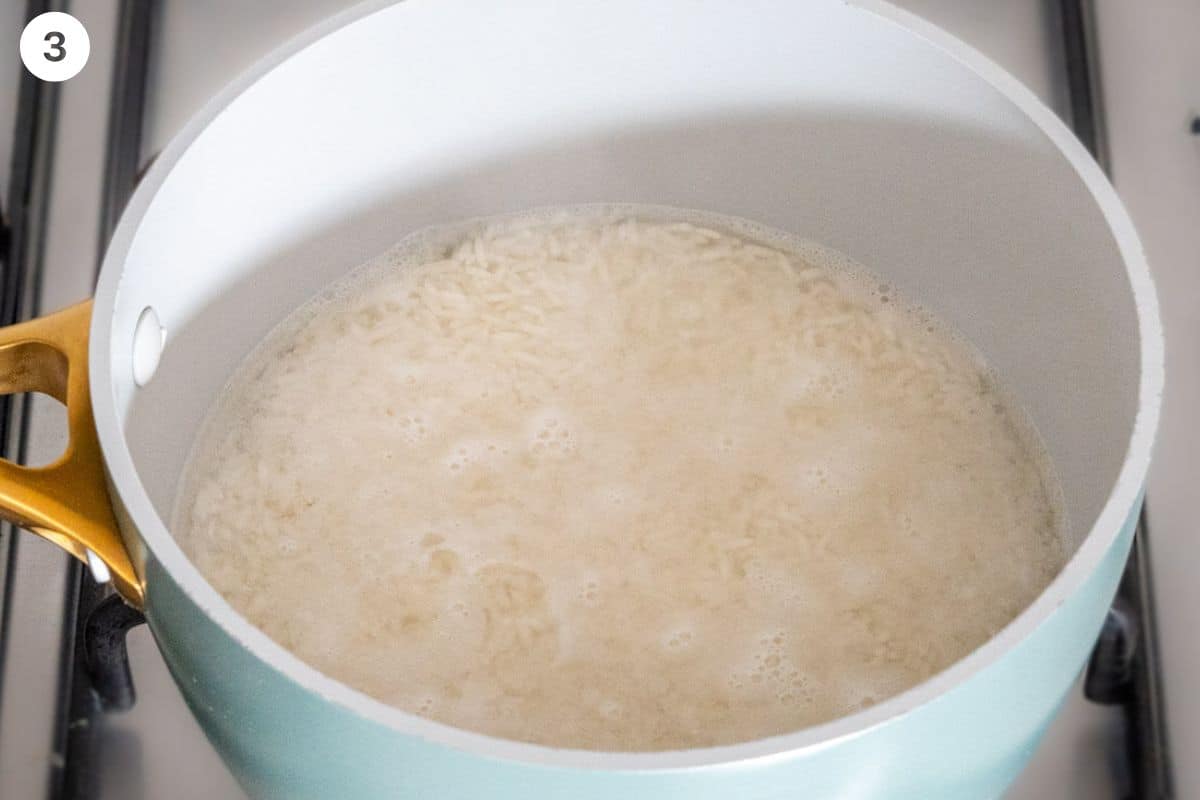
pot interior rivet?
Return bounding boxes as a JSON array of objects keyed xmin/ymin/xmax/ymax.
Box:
[{"xmin": 132, "ymin": 306, "xmax": 165, "ymax": 387}]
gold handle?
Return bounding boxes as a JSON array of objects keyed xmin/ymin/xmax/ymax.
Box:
[{"xmin": 0, "ymin": 300, "xmax": 143, "ymax": 606}]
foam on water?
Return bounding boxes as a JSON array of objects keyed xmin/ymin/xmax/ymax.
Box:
[{"xmin": 173, "ymin": 206, "xmax": 1067, "ymax": 751}]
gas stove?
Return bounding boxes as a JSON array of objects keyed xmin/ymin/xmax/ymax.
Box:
[{"xmin": 0, "ymin": 2, "xmax": 1189, "ymax": 798}]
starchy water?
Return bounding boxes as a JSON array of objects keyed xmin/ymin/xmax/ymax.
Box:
[{"xmin": 174, "ymin": 207, "xmax": 1065, "ymax": 751}]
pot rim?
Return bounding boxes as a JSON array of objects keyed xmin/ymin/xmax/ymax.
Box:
[{"xmin": 89, "ymin": 0, "xmax": 1164, "ymax": 771}]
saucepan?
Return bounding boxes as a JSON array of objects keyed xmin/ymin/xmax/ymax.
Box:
[{"xmin": 0, "ymin": 1, "xmax": 1162, "ymax": 798}]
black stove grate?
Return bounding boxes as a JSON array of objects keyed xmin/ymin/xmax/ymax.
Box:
[
  {"xmin": 1059, "ymin": 1, "xmax": 1173, "ymax": 795},
  {"xmin": 0, "ymin": 0, "xmax": 58, "ymax": 703},
  {"xmin": 53, "ymin": 2, "xmax": 153, "ymax": 798}
]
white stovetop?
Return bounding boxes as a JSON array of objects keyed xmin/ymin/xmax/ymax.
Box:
[{"xmin": 1, "ymin": 2, "xmax": 1195, "ymax": 798}]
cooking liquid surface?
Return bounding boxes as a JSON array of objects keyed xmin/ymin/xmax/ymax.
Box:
[{"xmin": 174, "ymin": 208, "xmax": 1065, "ymax": 751}]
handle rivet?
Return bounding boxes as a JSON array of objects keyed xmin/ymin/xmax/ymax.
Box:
[{"xmin": 132, "ymin": 306, "xmax": 164, "ymax": 387}]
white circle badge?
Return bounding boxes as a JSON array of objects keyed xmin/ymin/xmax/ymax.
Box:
[{"xmin": 20, "ymin": 12, "xmax": 90, "ymax": 83}]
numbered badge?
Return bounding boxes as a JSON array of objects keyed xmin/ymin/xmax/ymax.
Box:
[{"xmin": 20, "ymin": 11, "xmax": 90, "ymax": 83}]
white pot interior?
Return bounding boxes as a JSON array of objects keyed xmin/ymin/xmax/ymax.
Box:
[{"xmin": 109, "ymin": 0, "xmax": 1140, "ymax": 589}]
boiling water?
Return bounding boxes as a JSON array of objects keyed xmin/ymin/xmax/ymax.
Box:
[{"xmin": 174, "ymin": 207, "xmax": 1065, "ymax": 751}]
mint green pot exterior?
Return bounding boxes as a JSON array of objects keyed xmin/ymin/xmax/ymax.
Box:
[{"xmin": 136, "ymin": 500, "xmax": 1138, "ymax": 800}]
